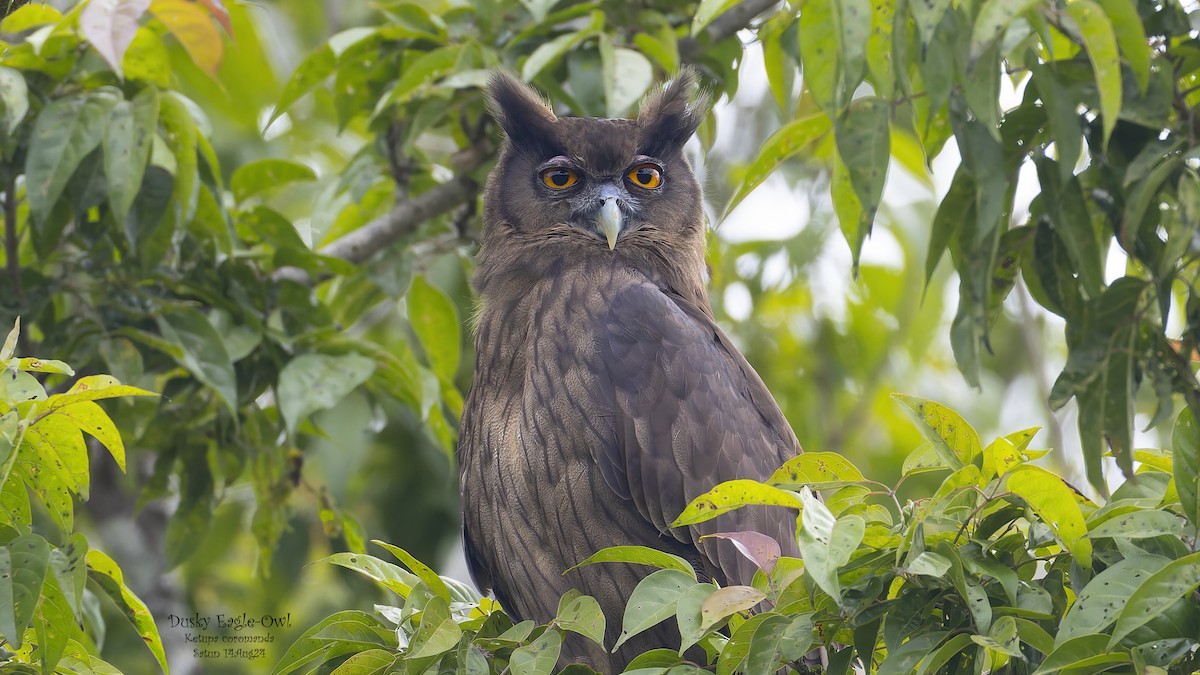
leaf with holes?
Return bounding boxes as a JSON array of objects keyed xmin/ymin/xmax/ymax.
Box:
[
  {"xmin": 1006, "ymin": 465, "xmax": 1091, "ymax": 568},
  {"xmin": 672, "ymin": 480, "xmax": 803, "ymax": 527}
]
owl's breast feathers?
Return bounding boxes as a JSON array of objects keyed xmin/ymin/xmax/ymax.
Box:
[{"xmin": 460, "ymin": 261, "xmax": 802, "ymax": 601}]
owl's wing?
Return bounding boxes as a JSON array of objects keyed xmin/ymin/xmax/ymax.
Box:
[{"xmin": 585, "ymin": 282, "xmax": 802, "ymax": 584}]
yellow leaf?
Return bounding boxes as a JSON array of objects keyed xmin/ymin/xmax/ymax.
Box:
[
  {"xmin": 50, "ymin": 401, "xmax": 127, "ymax": 472},
  {"xmin": 1007, "ymin": 465, "xmax": 1092, "ymax": 568},
  {"xmin": 148, "ymin": 0, "xmax": 223, "ymax": 76},
  {"xmin": 24, "ymin": 413, "xmax": 88, "ymax": 498}
]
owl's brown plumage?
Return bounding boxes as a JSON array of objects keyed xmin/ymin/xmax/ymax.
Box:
[{"xmin": 459, "ymin": 71, "xmax": 803, "ymax": 670}]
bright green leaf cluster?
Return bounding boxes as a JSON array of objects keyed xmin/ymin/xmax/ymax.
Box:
[{"xmin": 284, "ymin": 395, "xmax": 1200, "ymax": 673}]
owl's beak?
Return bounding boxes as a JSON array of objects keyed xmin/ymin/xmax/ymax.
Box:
[{"xmin": 598, "ymin": 198, "xmax": 622, "ymax": 250}]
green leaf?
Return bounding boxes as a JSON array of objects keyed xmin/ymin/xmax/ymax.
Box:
[
  {"xmin": 671, "ymin": 480, "xmax": 803, "ymax": 527},
  {"xmin": 834, "ymin": 96, "xmax": 890, "ymax": 265},
  {"xmin": 317, "ymin": 552, "xmax": 418, "ymax": 596},
  {"xmin": 835, "ymin": 0, "xmax": 871, "ymax": 97},
  {"xmin": 674, "ymin": 582, "xmax": 718, "ymax": 653},
  {"xmin": 970, "ymin": 0, "xmax": 1040, "ymax": 61},
  {"xmin": 555, "ymin": 591, "xmax": 605, "ymax": 645},
  {"xmin": 86, "ymin": 549, "xmax": 168, "ymax": 673},
  {"xmin": 797, "ymin": 487, "xmax": 863, "ymax": 604},
  {"xmin": 1050, "ymin": 278, "xmax": 1147, "ymax": 489},
  {"xmin": 519, "ymin": 0, "xmax": 562, "ymax": 23},
  {"xmin": 1033, "ymin": 66, "xmax": 1082, "ymax": 182},
  {"xmin": 723, "ymin": 113, "xmax": 830, "ymax": 218},
  {"xmin": 601, "ymin": 45, "xmax": 653, "ymax": 118},
  {"xmin": 1006, "ymin": 465, "xmax": 1091, "ymax": 567},
  {"xmin": 1066, "ymin": 0, "xmax": 1121, "ymax": 148},
  {"xmin": 1088, "ymin": 510, "xmax": 1186, "ymax": 539},
  {"xmin": 798, "ymin": 0, "xmax": 839, "ymax": 111},
  {"xmin": 510, "ymin": 627, "xmax": 562, "ymax": 675},
  {"xmin": 48, "ymin": 534, "xmax": 87, "ymax": 622},
  {"xmin": 156, "ymin": 307, "xmax": 238, "ymax": 414},
  {"xmin": 878, "ymin": 630, "xmax": 949, "ymax": 675},
  {"xmin": 159, "ymin": 91, "xmax": 199, "ymax": 222},
  {"xmin": 568, "ymin": 545, "xmax": 697, "ymax": 579},
  {"xmin": 744, "ymin": 613, "xmax": 811, "ymax": 674},
  {"xmin": 768, "ymin": 451, "xmax": 866, "ymax": 489},
  {"xmin": 371, "ymin": 540, "xmax": 450, "ymax": 602},
  {"xmin": 122, "ymin": 26, "xmax": 171, "ymax": 85},
  {"xmin": 407, "ymin": 595, "xmax": 462, "ymax": 658},
  {"xmin": 1, "ymin": 318, "xmax": 17, "ymax": 362},
  {"xmin": 0, "ymin": 66, "xmax": 29, "ymax": 135},
  {"xmin": 1057, "ymin": 554, "xmax": 1171, "ymax": 644},
  {"xmin": 911, "ymin": 0, "xmax": 952, "ymax": 46},
  {"xmin": 1172, "ymin": 407, "xmax": 1200, "ymax": 529},
  {"xmin": 925, "ymin": 168, "xmax": 972, "ymax": 289},
  {"xmin": 328, "ymin": 649, "xmax": 398, "ymax": 674},
  {"xmin": 905, "ymin": 551, "xmax": 952, "ymax": 577},
  {"xmin": 408, "ymin": 276, "xmax": 461, "ymax": 382},
  {"xmin": 231, "ymin": 158, "xmax": 317, "ymax": 202},
  {"xmin": 0, "ymin": 534, "xmax": 49, "ymax": 648},
  {"xmin": 1035, "ymin": 634, "xmax": 1129, "ymax": 674},
  {"xmin": 271, "ymin": 44, "xmax": 336, "ymax": 125},
  {"xmin": 25, "ymin": 92, "xmax": 118, "ymax": 223},
  {"xmin": 1108, "ymin": 551, "xmax": 1200, "ymax": 647},
  {"xmin": 691, "ymin": 0, "xmax": 740, "ymax": 35},
  {"xmin": 698, "ymin": 585, "xmax": 766, "ymax": 633},
  {"xmin": 892, "ymin": 394, "xmax": 978, "ymax": 468},
  {"xmin": 971, "ymin": 615, "xmax": 1021, "ymax": 657},
  {"xmin": 1095, "ymin": 0, "xmax": 1150, "ymax": 92},
  {"xmin": 374, "ymin": 45, "xmax": 463, "ymax": 115},
  {"xmin": 1032, "ymin": 157, "xmax": 1104, "ymax": 300},
  {"xmin": 522, "ymin": 30, "xmax": 591, "ymax": 82},
  {"xmin": 614, "ymin": 569, "xmax": 694, "ymax": 650},
  {"xmin": 915, "ymin": 633, "xmax": 975, "ymax": 675},
  {"xmin": 272, "ymin": 610, "xmax": 391, "ymax": 675},
  {"xmin": 277, "ymin": 353, "xmax": 375, "ymax": 436}
]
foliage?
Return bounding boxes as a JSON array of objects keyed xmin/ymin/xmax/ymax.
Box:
[
  {"xmin": 722, "ymin": 0, "xmax": 1200, "ymax": 497},
  {"xmin": 280, "ymin": 397, "xmax": 1200, "ymax": 673},
  {"xmin": 2, "ymin": 0, "xmax": 1200, "ymax": 672},
  {"xmin": 0, "ymin": 319, "xmax": 166, "ymax": 672}
]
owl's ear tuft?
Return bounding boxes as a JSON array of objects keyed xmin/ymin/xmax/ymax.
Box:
[
  {"xmin": 637, "ymin": 67, "xmax": 709, "ymax": 156},
  {"xmin": 486, "ymin": 71, "xmax": 558, "ymax": 154}
]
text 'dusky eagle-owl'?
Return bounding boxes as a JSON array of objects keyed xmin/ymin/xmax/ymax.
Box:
[{"xmin": 459, "ymin": 70, "xmax": 803, "ymax": 671}]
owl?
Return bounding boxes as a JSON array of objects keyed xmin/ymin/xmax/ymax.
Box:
[{"xmin": 459, "ymin": 70, "xmax": 803, "ymax": 670}]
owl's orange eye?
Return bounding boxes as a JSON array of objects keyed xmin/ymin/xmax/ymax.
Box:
[
  {"xmin": 627, "ymin": 164, "xmax": 663, "ymax": 189},
  {"xmin": 540, "ymin": 168, "xmax": 578, "ymax": 189}
]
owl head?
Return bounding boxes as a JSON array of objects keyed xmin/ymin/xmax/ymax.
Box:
[{"xmin": 478, "ymin": 70, "xmax": 710, "ymax": 293}]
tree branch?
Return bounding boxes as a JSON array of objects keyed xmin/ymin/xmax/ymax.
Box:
[
  {"xmin": 276, "ymin": 0, "xmax": 783, "ymax": 285},
  {"xmin": 272, "ymin": 143, "xmax": 489, "ymax": 284},
  {"xmin": 679, "ymin": 0, "xmax": 782, "ymax": 61}
]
